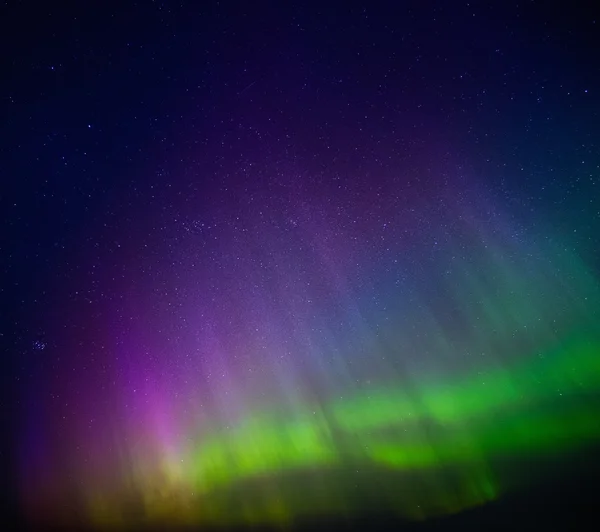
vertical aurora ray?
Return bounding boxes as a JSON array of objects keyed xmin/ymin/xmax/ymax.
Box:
[{"xmin": 16, "ymin": 159, "xmax": 600, "ymax": 531}]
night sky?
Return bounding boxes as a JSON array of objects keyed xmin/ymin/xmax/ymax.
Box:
[{"xmin": 2, "ymin": 1, "xmax": 600, "ymax": 529}]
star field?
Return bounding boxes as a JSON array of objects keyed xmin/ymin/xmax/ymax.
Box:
[{"xmin": 2, "ymin": 1, "xmax": 600, "ymax": 529}]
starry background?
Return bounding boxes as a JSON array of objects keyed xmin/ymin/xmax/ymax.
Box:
[{"xmin": 2, "ymin": 1, "xmax": 600, "ymax": 529}]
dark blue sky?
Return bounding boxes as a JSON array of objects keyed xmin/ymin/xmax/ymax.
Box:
[{"xmin": 2, "ymin": 1, "xmax": 599, "ymax": 527}]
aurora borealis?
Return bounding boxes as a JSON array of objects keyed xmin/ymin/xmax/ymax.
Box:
[
  {"xmin": 20, "ymin": 196, "xmax": 600, "ymax": 528},
  {"xmin": 3, "ymin": 2, "xmax": 600, "ymax": 530}
]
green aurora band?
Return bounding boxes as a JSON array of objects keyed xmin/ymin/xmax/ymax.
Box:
[{"xmin": 86, "ymin": 333, "xmax": 600, "ymax": 528}]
